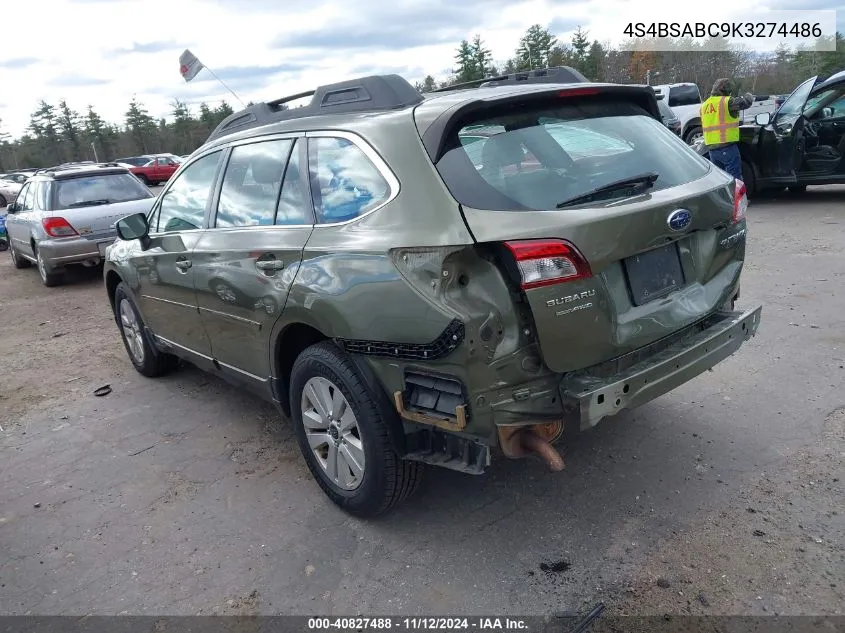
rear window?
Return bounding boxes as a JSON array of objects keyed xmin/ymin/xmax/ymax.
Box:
[
  {"xmin": 667, "ymin": 85, "xmax": 701, "ymax": 107},
  {"xmin": 437, "ymin": 100, "xmax": 711, "ymax": 211},
  {"xmin": 54, "ymin": 173, "xmax": 154, "ymax": 209}
]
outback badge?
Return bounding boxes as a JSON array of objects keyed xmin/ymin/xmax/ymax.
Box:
[{"xmin": 667, "ymin": 209, "xmax": 692, "ymax": 232}]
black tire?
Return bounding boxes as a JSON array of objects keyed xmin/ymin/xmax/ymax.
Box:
[
  {"xmin": 136, "ymin": 174, "xmax": 150, "ymax": 186},
  {"xmin": 0, "ymin": 194, "xmax": 7, "ymax": 208},
  {"xmin": 741, "ymin": 160, "xmax": 757, "ymax": 198},
  {"xmin": 34, "ymin": 246, "xmax": 64, "ymax": 287},
  {"xmin": 684, "ymin": 125, "xmax": 702, "ymax": 145},
  {"xmin": 788, "ymin": 184, "xmax": 807, "ymax": 193},
  {"xmin": 113, "ymin": 282, "xmax": 178, "ymax": 377},
  {"xmin": 8, "ymin": 240, "xmax": 31, "ymax": 268},
  {"xmin": 290, "ymin": 341, "xmax": 422, "ymax": 517}
]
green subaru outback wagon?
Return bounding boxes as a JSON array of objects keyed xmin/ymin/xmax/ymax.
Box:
[{"xmin": 104, "ymin": 67, "xmax": 762, "ymax": 516}]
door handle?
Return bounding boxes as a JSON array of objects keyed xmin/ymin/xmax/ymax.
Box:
[
  {"xmin": 256, "ymin": 259, "xmax": 284, "ymax": 272},
  {"xmin": 175, "ymin": 259, "xmax": 192, "ymax": 271}
]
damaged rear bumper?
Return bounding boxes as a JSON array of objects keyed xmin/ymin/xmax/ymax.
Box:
[{"xmin": 561, "ymin": 306, "xmax": 762, "ymax": 431}]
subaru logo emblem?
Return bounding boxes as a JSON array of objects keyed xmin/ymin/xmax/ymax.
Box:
[{"xmin": 667, "ymin": 209, "xmax": 692, "ymax": 232}]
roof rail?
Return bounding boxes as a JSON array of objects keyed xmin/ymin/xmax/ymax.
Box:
[
  {"xmin": 430, "ymin": 66, "xmax": 589, "ymax": 93},
  {"xmin": 206, "ymin": 74, "xmax": 425, "ymax": 144}
]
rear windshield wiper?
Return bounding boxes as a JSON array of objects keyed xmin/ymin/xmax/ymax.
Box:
[
  {"xmin": 556, "ymin": 172, "xmax": 659, "ymax": 209},
  {"xmin": 67, "ymin": 199, "xmax": 111, "ymax": 208}
]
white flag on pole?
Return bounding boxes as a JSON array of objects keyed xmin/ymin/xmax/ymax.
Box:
[{"xmin": 179, "ymin": 49, "xmax": 204, "ymax": 82}]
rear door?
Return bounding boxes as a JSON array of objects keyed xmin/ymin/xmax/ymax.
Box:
[
  {"xmin": 192, "ymin": 136, "xmax": 313, "ymax": 382},
  {"xmin": 425, "ymin": 90, "xmax": 745, "ymax": 373}
]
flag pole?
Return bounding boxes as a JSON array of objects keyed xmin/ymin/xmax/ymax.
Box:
[{"xmin": 202, "ymin": 66, "xmax": 247, "ymax": 108}]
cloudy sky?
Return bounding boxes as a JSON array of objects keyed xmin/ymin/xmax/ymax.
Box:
[{"xmin": 1, "ymin": 0, "xmax": 841, "ymax": 139}]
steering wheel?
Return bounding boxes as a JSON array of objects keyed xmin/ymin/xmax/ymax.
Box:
[{"xmin": 804, "ymin": 120, "xmax": 820, "ymax": 138}]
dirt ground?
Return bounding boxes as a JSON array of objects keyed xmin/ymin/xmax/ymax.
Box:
[{"xmin": 0, "ymin": 187, "xmax": 843, "ymax": 617}]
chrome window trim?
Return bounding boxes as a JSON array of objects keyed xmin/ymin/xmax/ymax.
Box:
[{"xmin": 304, "ymin": 129, "xmax": 400, "ymax": 227}]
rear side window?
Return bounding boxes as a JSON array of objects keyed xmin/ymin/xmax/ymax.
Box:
[
  {"xmin": 216, "ymin": 139, "xmax": 293, "ymax": 227},
  {"xmin": 437, "ymin": 99, "xmax": 710, "ymax": 212},
  {"xmin": 308, "ymin": 137, "xmax": 391, "ymax": 224},
  {"xmin": 153, "ymin": 151, "xmax": 221, "ymax": 233},
  {"xmin": 668, "ymin": 85, "xmax": 700, "ymax": 107}
]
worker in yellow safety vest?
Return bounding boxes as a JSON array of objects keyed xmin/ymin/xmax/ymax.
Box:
[{"xmin": 700, "ymin": 78, "xmax": 754, "ymax": 181}]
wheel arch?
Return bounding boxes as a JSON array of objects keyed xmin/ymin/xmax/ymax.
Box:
[
  {"xmin": 270, "ymin": 317, "xmax": 408, "ymax": 455},
  {"xmin": 105, "ymin": 269, "xmax": 123, "ymax": 311}
]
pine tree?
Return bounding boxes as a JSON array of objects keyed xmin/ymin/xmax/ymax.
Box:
[
  {"xmin": 84, "ymin": 106, "xmax": 116, "ymax": 161},
  {"xmin": 125, "ymin": 97, "xmax": 157, "ymax": 154},
  {"xmin": 570, "ymin": 27, "xmax": 590, "ymax": 73},
  {"xmin": 516, "ymin": 25, "xmax": 558, "ymax": 70},
  {"xmin": 57, "ymin": 100, "xmax": 83, "ymax": 160},
  {"xmin": 29, "ymin": 101, "xmax": 62, "ymax": 165}
]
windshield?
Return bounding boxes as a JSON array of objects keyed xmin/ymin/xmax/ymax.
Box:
[
  {"xmin": 804, "ymin": 88, "xmax": 845, "ymax": 117},
  {"xmin": 777, "ymin": 77, "xmax": 817, "ymax": 119},
  {"xmin": 54, "ymin": 173, "xmax": 154, "ymax": 209},
  {"xmin": 438, "ymin": 100, "xmax": 710, "ymax": 211}
]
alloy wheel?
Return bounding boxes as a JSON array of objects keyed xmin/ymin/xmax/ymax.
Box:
[
  {"xmin": 119, "ymin": 298, "xmax": 146, "ymax": 364},
  {"xmin": 300, "ymin": 376, "xmax": 365, "ymax": 490}
]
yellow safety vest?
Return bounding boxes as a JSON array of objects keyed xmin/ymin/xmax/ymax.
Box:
[{"xmin": 701, "ymin": 96, "xmax": 740, "ymax": 145}]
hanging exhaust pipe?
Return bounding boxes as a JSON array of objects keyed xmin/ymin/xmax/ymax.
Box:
[
  {"xmin": 520, "ymin": 429, "xmax": 565, "ymax": 471},
  {"xmin": 497, "ymin": 422, "xmax": 565, "ymax": 472}
]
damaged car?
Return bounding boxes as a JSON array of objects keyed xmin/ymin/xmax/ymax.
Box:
[
  {"xmin": 103, "ymin": 68, "xmax": 762, "ymax": 516},
  {"xmin": 740, "ymin": 70, "xmax": 845, "ymax": 194}
]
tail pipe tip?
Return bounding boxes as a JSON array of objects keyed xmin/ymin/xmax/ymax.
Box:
[{"xmin": 520, "ymin": 429, "xmax": 565, "ymax": 472}]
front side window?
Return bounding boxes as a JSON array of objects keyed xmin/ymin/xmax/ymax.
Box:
[
  {"xmin": 437, "ymin": 99, "xmax": 710, "ymax": 211},
  {"xmin": 54, "ymin": 173, "xmax": 153, "ymax": 209},
  {"xmin": 154, "ymin": 151, "xmax": 222, "ymax": 233},
  {"xmin": 308, "ymin": 137, "xmax": 391, "ymax": 224},
  {"xmin": 778, "ymin": 77, "xmax": 817, "ymax": 119},
  {"xmin": 15, "ymin": 183, "xmax": 31, "ymax": 210},
  {"xmin": 216, "ymin": 139, "xmax": 292, "ymax": 228},
  {"xmin": 22, "ymin": 182, "xmax": 36, "ymax": 210}
]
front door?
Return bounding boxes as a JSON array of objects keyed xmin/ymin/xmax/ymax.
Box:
[
  {"xmin": 759, "ymin": 76, "xmax": 818, "ymax": 179},
  {"xmin": 128, "ymin": 149, "xmax": 225, "ymax": 358},
  {"xmin": 192, "ymin": 137, "xmax": 313, "ymax": 383},
  {"xmin": 5, "ymin": 182, "xmax": 36, "ymax": 258}
]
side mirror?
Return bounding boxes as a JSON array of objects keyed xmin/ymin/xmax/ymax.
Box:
[
  {"xmin": 755, "ymin": 112, "xmax": 771, "ymax": 126},
  {"xmin": 6, "ymin": 202, "xmax": 18, "ymax": 213},
  {"xmin": 116, "ymin": 212, "xmax": 150, "ymax": 241}
]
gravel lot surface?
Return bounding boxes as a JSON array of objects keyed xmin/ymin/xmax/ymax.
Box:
[{"xmin": 1, "ymin": 186, "xmax": 843, "ymax": 616}]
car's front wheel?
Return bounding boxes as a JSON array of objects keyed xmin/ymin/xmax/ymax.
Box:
[
  {"xmin": 113, "ymin": 282, "xmax": 178, "ymax": 377},
  {"xmin": 290, "ymin": 341, "xmax": 423, "ymax": 517},
  {"xmin": 8, "ymin": 241, "xmax": 31, "ymax": 269},
  {"xmin": 684, "ymin": 125, "xmax": 703, "ymax": 145}
]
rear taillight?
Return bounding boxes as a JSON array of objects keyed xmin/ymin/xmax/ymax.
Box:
[
  {"xmin": 732, "ymin": 180, "xmax": 748, "ymax": 223},
  {"xmin": 503, "ymin": 239, "xmax": 592, "ymax": 290},
  {"xmin": 42, "ymin": 217, "xmax": 79, "ymax": 237}
]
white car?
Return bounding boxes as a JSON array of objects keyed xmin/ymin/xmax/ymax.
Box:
[
  {"xmin": 0, "ymin": 179, "xmax": 23, "ymax": 209},
  {"xmin": 652, "ymin": 83, "xmax": 703, "ymax": 144}
]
